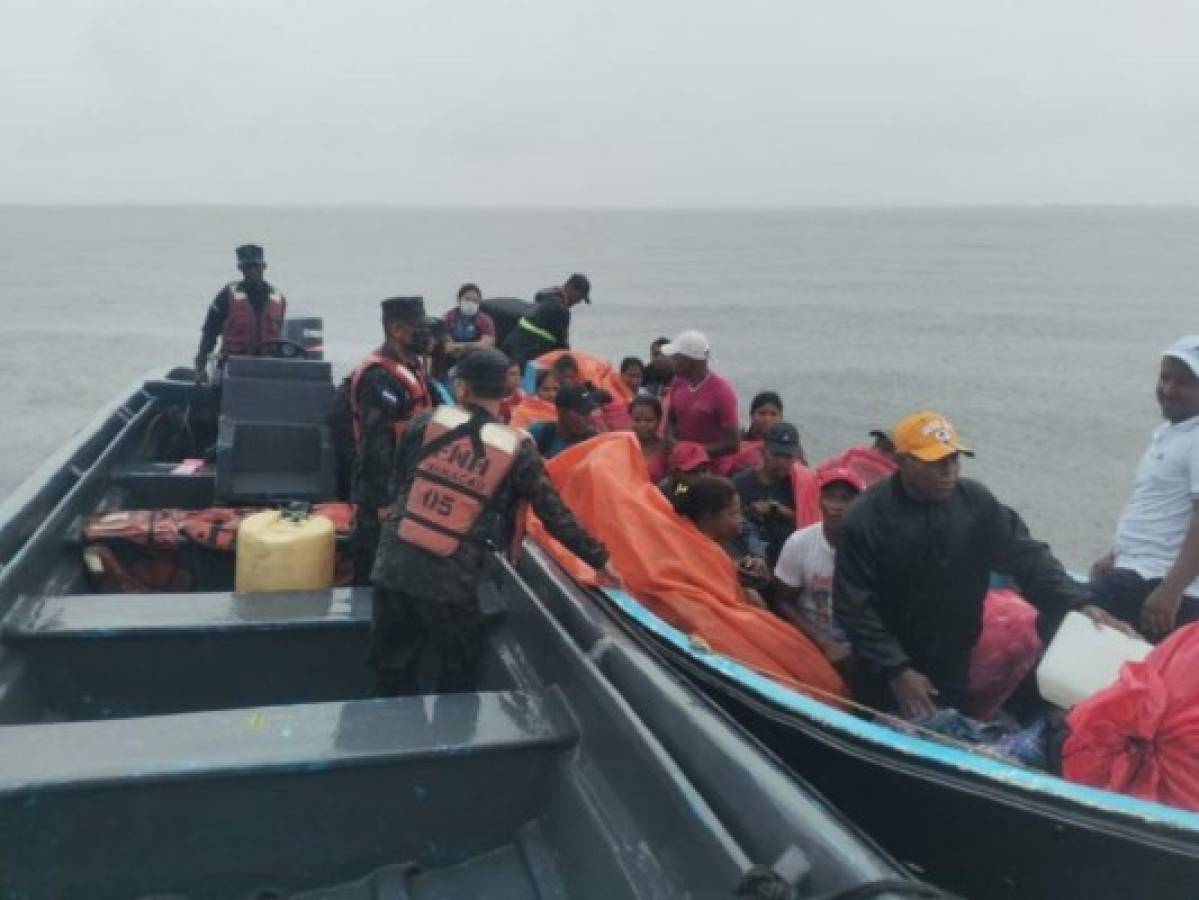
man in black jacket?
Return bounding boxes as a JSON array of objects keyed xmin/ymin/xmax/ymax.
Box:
[
  {"xmin": 834, "ymin": 410, "xmax": 1129, "ymax": 719},
  {"xmin": 502, "ymin": 273, "xmax": 591, "ymax": 366}
]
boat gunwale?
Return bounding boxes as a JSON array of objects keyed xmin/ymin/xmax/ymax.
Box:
[
  {"xmin": 0, "ymin": 371, "xmax": 173, "ymax": 601},
  {"xmin": 588, "ymin": 585, "xmax": 1199, "ymax": 847}
]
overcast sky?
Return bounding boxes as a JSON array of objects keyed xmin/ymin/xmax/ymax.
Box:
[{"xmin": 2, "ymin": 0, "xmax": 1197, "ymax": 206}]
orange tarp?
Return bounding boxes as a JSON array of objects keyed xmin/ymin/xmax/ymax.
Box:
[
  {"xmin": 527, "ymin": 432, "xmax": 848, "ymax": 701},
  {"xmin": 509, "ymin": 395, "xmax": 558, "ymax": 430},
  {"xmin": 533, "ymin": 349, "xmax": 634, "ymax": 405}
]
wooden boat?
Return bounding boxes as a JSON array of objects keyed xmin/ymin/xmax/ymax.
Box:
[
  {"xmin": 582, "ymin": 585, "xmax": 1199, "ymax": 900},
  {"xmin": 0, "ymin": 358, "xmax": 937, "ymax": 899}
]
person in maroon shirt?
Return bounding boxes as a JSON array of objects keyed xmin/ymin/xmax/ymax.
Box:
[{"xmin": 662, "ymin": 330, "xmax": 741, "ymax": 474}]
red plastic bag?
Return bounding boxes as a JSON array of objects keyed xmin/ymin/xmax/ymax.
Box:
[
  {"xmin": 1063, "ymin": 622, "xmax": 1199, "ymax": 810},
  {"xmin": 816, "ymin": 445, "xmax": 897, "ymax": 489},
  {"xmin": 967, "ymin": 589, "xmax": 1043, "ymax": 720}
]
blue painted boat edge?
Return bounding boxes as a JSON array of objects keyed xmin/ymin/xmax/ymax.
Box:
[{"xmin": 602, "ymin": 587, "xmax": 1199, "ymax": 834}]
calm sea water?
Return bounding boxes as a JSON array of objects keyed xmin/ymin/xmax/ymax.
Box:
[{"xmin": 2, "ymin": 205, "xmax": 1198, "ymax": 567}]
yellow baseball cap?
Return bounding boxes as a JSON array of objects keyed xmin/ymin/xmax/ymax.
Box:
[{"xmin": 892, "ymin": 411, "xmax": 974, "ymax": 462}]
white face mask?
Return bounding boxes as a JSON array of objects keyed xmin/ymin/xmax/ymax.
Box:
[{"xmin": 460, "ymin": 300, "xmax": 480, "ymax": 317}]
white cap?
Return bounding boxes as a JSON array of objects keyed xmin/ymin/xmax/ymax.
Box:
[
  {"xmin": 1163, "ymin": 335, "xmax": 1199, "ymax": 378},
  {"xmin": 661, "ymin": 330, "xmax": 711, "ymax": 361}
]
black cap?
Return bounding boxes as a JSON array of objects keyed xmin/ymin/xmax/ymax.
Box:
[
  {"xmin": 764, "ymin": 422, "xmax": 802, "ymax": 456},
  {"xmin": 380, "ymin": 296, "xmax": 427, "ymax": 325},
  {"xmin": 556, "ymin": 384, "xmax": 604, "ymax": 415},
  {"xmin": 236, "ymin": 244, "xmax": 264, "ymax": 264},
  {"xmin": 455, "ymin": 348, "xmax": 511, "ymax": 398},
  {"xmin": 566, "ymin": 273, "xmax": 591, "ymax": 304}
]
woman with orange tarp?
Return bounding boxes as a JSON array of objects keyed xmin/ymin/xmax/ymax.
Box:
[{"xmin": 526, "ymin": 431, "xmax": 848, "ymax": 701}]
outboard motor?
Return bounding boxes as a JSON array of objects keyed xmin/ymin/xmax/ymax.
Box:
[
  {"xmin": 282, "ymin": 316, "xmax": 325, "ymax": 360},
  {"xmin": 214, "ymin": 357, "xmax": 337, "ymax": 504}
]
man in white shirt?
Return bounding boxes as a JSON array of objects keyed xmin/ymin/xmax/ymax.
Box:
[
  {"xmin": 774, "ymin": 467, "xmax": 865, "ymax": 669},
  {"xmin": 1089, "ymin": 335, "xmax": 1199, "ymax": 639}
]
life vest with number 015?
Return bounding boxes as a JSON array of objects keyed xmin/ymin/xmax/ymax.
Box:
[
  {"xmin": 349, "ymin": 350, "xmax": 432, "ymax": 447},
  {"xmin": 397, "ymin": 406, "xmax": 521, "ymax": 557},
  {"xmin": 219, "ymin": 282, "xmax": 286, "ymax": 356}
]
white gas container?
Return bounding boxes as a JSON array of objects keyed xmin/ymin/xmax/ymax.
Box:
[{"xmin": 1036, "ymin": 610, "xmax": 1152, "ymax": 709}]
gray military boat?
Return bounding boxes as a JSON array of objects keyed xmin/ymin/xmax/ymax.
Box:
[{"xmin": 0, "ymin": 352, "xmax": 947, "ymax": 900}]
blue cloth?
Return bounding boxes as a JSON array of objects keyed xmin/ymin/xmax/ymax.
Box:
[{"xmin": 905, "ymin": 709, "xmax": 1050, "ymax": 769}]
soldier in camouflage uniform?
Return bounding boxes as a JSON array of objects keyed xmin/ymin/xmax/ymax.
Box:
[
  {"xmin": 370, "ymin": 348, "xmax": 616, "ymax": 695},
  {"xmin": 348, "ymin": 297, "xmax": 437, "ymax": 583}
]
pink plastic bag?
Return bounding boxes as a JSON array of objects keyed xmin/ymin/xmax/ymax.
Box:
[{"xmin": 967, "ymin": 589, "xmax": 1043, "ymax": 720}]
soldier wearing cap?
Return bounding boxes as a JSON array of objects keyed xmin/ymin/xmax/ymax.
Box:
[
  {"xmin": 1088, "ymin": 335, "xmax": 1199, "ymax": 639},
  {"xmin": 502, "ymin": 273, "xmax": 591, "ymax": 366},
  {"xmin": 347, "ymin": 297, "xmax": 438, "ymax": 581},
  {"xmin": 369, "ymin": 348, "xmax": 617, "ymax": 695},
  {"xmin": 833, "ymin": 410, "xmax": 1128, "ymax": 720},
  {"xmin": 194, "ymin": 244, "xmax": 287, "ymax": 384}
]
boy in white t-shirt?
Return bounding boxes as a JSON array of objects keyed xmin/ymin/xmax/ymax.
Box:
[{"xmin": 774, "ymin": 467, "xmax": 865, "ymax": 669}]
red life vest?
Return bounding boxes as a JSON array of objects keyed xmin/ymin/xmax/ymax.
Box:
[
  {"xmin": 397, "ymin": 406, "xmax": 521, "ymax": 557},
  {"xmin": 219, "ymin": 282, "xmax": 287, "ymax": 357},
  {"xmin": 349, "ymin": 349, "xmax": 432, "ymax": 446}
]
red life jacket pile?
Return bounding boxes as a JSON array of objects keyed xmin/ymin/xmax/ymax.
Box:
[
  {"xmin": 82, "ymin": 505, "xmax": 356, "ymax": 593},
  {"xmin": 1062, "ymin": 622, "xmax": 1199, "ymax": 811}
]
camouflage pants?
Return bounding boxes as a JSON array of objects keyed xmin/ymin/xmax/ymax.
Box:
[
  {"xmin": 369, "ymin": 585, "xmax": 485, "ymax": 696},
  {"xmin": 349, "ymin": 514, "xmax": 381, "ymax": 587}
]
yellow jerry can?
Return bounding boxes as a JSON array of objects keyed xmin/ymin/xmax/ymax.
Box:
[{"xmin": 235, "ymin": 508, "xmax": 335, "ymax": 593}]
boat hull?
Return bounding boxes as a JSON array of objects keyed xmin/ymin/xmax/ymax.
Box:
[{"xmin": 600, "ymin": 591, "xmax": 1199, "ymax": 900}]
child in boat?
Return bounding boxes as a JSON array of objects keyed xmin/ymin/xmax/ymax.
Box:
[
  {"xmin": 619, "ymin": 356, "xmax": 645, "ymax": 395},
  {"xmin": 723, "ymin": 391, "xmax": 787, "ymax": 475},
  {"xmin": 551, "ymin": 354, "xmax": 582, "ymax": 388},
  {"xmin": 630, "ymin": 395, "xmax": 670, "ymax": 482},
  {"xmin": 733, "ymin": 422, "xmax": 803, "ymax": 567},
  {"xmin": 774, "ymin": 467, "xmax": 864, "ymax": 673},
  {"xmin": 658, "ymin": 441, "xmax": 712, "ymax": 504},
  {"xmin": 499, "ymin": 360, "xmax": 524, "ymax": 424},
  {"xmin": 675, "ymin": 475, "xmax": 769, "ymax": 608},
  {"xmin": 535, "ymin": 369, "xmax": 560, "ymax": 402}
]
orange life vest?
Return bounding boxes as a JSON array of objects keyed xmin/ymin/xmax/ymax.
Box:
[
  {"xmin": 397, "ymin": 406, "xmax": 521, "ymax": 557},
  {"xmin": 219, "ymin": 282, "xmax": 286, "ymax": 357},
  {"xmin": 349, "ymin": 349, "xmax": 432, "ymax": 446}
]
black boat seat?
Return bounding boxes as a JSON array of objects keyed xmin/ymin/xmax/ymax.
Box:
[
  {"xmin": 215, "ymin": 356, "xmax": 337, "ymax": 504},
  {"xmin": 0, "ymin": 588, "xmax": 513, "ymax": 722},
  {"xmin": 4, "ymin": 586, "xmax": 506, "ymax": 639},
  {"xmin": 5, "ymin": 587, "xmax": 372, "ymax": 638},
  {"xmin": 106, "ymin": 462, "xmax": 217, "ymax": 509},
  {"xmin": 0, "ymin": 693, "xmax": 579, "ymax": 899}
]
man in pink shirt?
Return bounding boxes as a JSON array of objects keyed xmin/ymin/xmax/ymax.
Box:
[{"xmin": 662, "ymin": 330, "xmax": 742, "ymax": 474}]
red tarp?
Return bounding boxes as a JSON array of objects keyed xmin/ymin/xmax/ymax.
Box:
[{"xmin": 1063, "ymin": 622, "xmax": 1199, "ymax": 811}]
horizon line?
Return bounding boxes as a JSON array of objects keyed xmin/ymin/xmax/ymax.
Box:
[{"xmin": 2, "ymin": 201, "xmax": 1199, "ymax": 213}]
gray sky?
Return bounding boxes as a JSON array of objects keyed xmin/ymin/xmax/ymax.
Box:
[{"xmin": 2, "ymin": 0, "xmax": 1197, "ymax": 206}]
